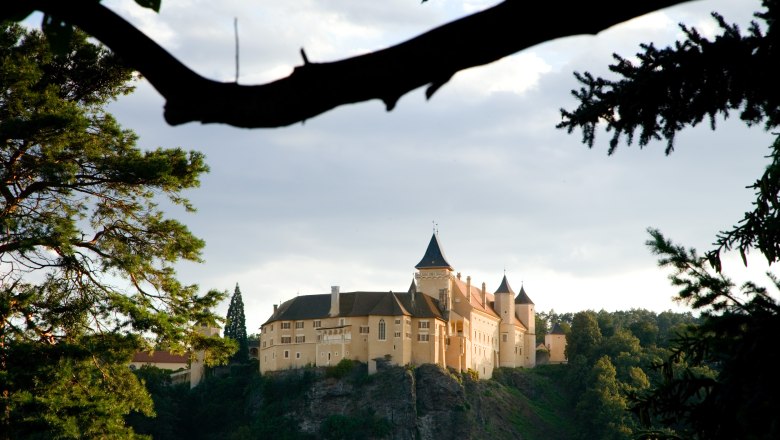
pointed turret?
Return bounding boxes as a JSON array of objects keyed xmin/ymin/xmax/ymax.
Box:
[
  {"xmin": 494, "ymin": 274, "xmax": 518, "ymax": 368},
  {"xmin": 415, "ymin": 233, "xmax": 453, "ymax": 270},
  {"xmin": 495, "ymin": 274, "xmax": 515, "ymax": 295},
  {"xmin": 514, "ymin": 285, "xmax": 534, "ymax": 305},
  {"xmin": 513, "ymin": 283, "xmax": 536, "ymax": 367}
]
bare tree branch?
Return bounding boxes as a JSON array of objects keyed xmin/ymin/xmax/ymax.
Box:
[{"xmin": 10, "ymin": 0, "xmax": 693, "ymax": 128}]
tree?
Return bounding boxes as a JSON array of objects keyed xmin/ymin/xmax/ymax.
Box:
[
  {"xmin": 575, "ymin": 356, "xmax": 635, "ymax": 440},
  {"xmin": 559, "ymin": 1, "xmax": 780, "ymax": 438},
  {"xmin": 0, "ymin": 24, "xmax": 231, "ymax": 438},
  {"xmin": 3, "ymin": 0, "xmax": 695, "ymax": 128},
  {"xmin": 224, "ymin": 283, "xmax": 248, "ymax": 363},
  {"xmin": 566, "ymin": 311, "xmax": 602, "ymax": 362}
]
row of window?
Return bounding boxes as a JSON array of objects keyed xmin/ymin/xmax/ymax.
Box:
[{"xmin": 269, "ymin": 319, "xmax": 427, "ymax": 333}]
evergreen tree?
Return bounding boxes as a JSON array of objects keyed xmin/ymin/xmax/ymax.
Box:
[
  {"xmin": 560, "ymin": 1, "xmax": 780, "ymax": 438},
  {"xmin": 224, "ymin": 283, "xmax": 248, "ymax": 362},
  {"xmin": 0, "ymin": 24, "xmax": 232, "ymax": 438}
]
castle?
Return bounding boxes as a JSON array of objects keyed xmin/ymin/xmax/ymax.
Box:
[{"xmin": 259, "ymin": 233, "xmax": 558, "ymax": 378}]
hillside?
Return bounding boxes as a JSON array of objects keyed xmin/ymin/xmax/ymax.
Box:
[{"xmin": 130, "ymin": 362, "xmax": 575, "ymax": 439}]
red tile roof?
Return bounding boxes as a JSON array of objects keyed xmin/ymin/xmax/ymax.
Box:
[{"xmin": 132, "ymin": 350, "xmax": 189, "ymax": 364}]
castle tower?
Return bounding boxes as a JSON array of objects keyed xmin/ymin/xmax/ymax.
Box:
[
  {"xmin": 545, "ymin": 322, "xmax": 568, "ymax": 364},
  {"xmin": 190, "ymin": 322, "xmax": 221, "ymax": 388},
  {"xmin": 514, "ymin": 285, "xmax": 536, "ymax": 367},
  {"xmin": 414, "ymin": 233, "xmax": 453, "ymax": 310},
  {"xmin": 494, "ymin": 274, "xmax": 518, "ymax": 367}
]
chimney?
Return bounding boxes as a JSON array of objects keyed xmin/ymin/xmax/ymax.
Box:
[
  {"xmin": 273, "ymin": 304, "xmax": 278, "ymax": 313},
  {"xmin": 329, "ymin": 286, "xmax": 340, "ymax": 317},
  {"xmin": 466, "ymin": 275, "xmax": 472, "ymax": 299},
  {"xmin": 481, "ymin": 282, "xmax": 487, "ymax": 307}
]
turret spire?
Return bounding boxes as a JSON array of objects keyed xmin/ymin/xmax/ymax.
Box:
[{"xmin": 415, "ymin": 232, "xmax": 453, "ymax": 270}]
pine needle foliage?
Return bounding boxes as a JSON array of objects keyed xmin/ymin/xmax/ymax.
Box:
[
  {"xmin": 224, "ymin": 283, "xmax": 248, "ymax": 363},
  {"xmin": 0, "ymin": 24, "xmax": 232, "ymax": 438}
]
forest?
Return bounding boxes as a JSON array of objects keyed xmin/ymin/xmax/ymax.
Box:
[{"xmin": 127, "ymin": 308, "xmax": 699, "ymax": 440}]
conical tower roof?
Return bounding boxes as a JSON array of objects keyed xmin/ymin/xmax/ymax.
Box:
[
  {"xmin": 514, "ymin": 285, "xmax": 534, "ymax": 305},
  {"xmin": 415, "ymin": 233, "xmax": 453, "ymax": 270},
  {"xmin": 494, "ymin": 274, "xmax": 515, "ymax": 295},
  {"xmin": 550, "ymin": 322, "xmax": 565, "ymax": 335}
]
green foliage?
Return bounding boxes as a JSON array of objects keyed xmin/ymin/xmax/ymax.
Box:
[
  {"xmin": 558, "ymin": 0, "xmax": 779, "ymax": 155},
  {"xmin": 0, "ymin": 24, "xmax": 231, "ymax": 437},
  {"xmin": 631, "ymin": 232, "xmax": 780, "ymax": 439},
  {"xmin": 325, "ymin": 358, "xmax": 357, "ymax": 379},
  {"xmin": 559, "ymin": 2, "xmax": 780, "ymax": 437},
  {"xmin": 224, "ymin": 283, "xmax": 248, "ymax": 363},
  {"xmin": 8, "ymin": 338, "xmax": 153, "ymax": 439},
  {"xmin": 576, "ymin": 356, "xmax": 635, "ymax": 440},
  {"xmin": 320, "ymin": 409, "xmax": 392, "ymax": 440},
  {"xmin": 566, "ymin": 311, "xmax": 602, "ymax": 361}
]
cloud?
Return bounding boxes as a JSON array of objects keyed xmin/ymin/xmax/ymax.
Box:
[{"xmin": 96, "ymin": 0, "xmax": 773, "ymax": 331}]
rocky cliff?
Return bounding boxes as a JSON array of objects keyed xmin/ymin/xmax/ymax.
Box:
[{"xmin": 263, "ymin": 362, "xmax": 575, "ymax": 440}]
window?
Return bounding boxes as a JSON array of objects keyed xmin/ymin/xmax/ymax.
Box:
[
  {"xmin": 270, "ymin": 324, "xmax": 273, "ymax": 331},
  {"xmin": 339, "ymin": 318, "xmax": 345, "ymax": 326},
  {"xmin": 418, "ymin": 321, "xmax": 430, "ymax": 329},
  {"xmin": 395, "ymin": 319, "xmax": 401, "ymax": 325},
  {"xmin": 295, "ymin": 336, "xmax": 305, "ymax": 343},
  {"xmin": 295, "ymin": 321, "xmax": 304, "ymax": 329},
  {"xmin": 378, "ymin": 319, "xmax": 386, "ymax": 341},
  {"xmin": 262, "ymin": 341, "xmax": 266, "ymax": 348},
  {"xmin": 394, "ymin": 331, "xmax": 401, "ymax": 338},
  {"xmin": 284, "ymin": 350, "xmax": 289, "ymax": 358},
  {"xmin": 359, "ymin": 326, "xmax": 369, "ymax": 334},
  {"xmin": 281, "ymin": 336, "xmax": 292, "ymax": 344},
  {"xmin": 405, "ymin": 332, "xmax": 411, "ymax": 339},
  {"xmin": 296, "ymin": 352, "xmax": 301, "ymax": 359},
  {"xmin": 417, "ymin": 334, "xmax": 430, "ymax": 342},
  {"xmin": 270, "ymin": 339, "xmax": 274, "ymax": 346},
  {"xmin": 281, "ymin": 322, "xmax": 291, "ymax": 329},
  {"xmin": 313, "ymin": 320, "xmax": 321, "ymax": 328}
]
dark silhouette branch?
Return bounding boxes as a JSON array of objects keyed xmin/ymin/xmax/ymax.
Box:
[{"xmin": 9, "ymin": 0, "xmax": 694, "ymax": 128}]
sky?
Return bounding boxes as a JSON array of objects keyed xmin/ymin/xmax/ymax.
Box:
[{"xmin": 65, "ymin": 0, "xmax": 775, "ymax": 333}]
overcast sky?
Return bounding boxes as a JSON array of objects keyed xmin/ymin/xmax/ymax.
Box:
[{"xmin": 91, "ymin": 0, "xmax": 774, "ymax": 333}]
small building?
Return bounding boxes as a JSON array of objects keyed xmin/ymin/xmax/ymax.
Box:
[
  {"xmin": 545, "ymin": 323, "xmax": 568, "ymax": 364},
  {"xmin": 130, "ymin": 351, "xmax": 188, "ymax": 371},
  {"xmin": 259, "ymin": 233, "xmax": 541, "ymax": 378}
]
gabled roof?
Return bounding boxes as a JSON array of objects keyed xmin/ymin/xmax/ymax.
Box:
[
  {"xmin": 263, "ymin": 294, "xmax": 331, "ymax": 324},
  {"xmin": 514, "ymin": 285, "xmax": 534, "ymax": 305},
  {"xmin": 132, "ymin": 350, "xmax": 188, "ymax": 364},
  {"xmin": 550, "ymin": 323, "xmax": 566, "ymax": 335},
  {"xmin": 415, "ymin": 233, "xmax": 453, "ymax": 270},
  {"xmin": 494, "ymin": 275, "xmax": 515, "ymax": 295},
  {"xmin": 263, "ymin": 290, "xmax": 443, "ymax": 325}
]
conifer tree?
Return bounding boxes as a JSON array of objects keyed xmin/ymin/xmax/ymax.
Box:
[
  {"xmin": 224, "ymin": 283, "xmax": 248, "ymax": 362},
  {"xmin": 560, "ymin": 1, "xmax": 780, "ymax": 438},
  {"xmin": 0, "ymin": 24, "xmax": 232, "ymax": 438}
]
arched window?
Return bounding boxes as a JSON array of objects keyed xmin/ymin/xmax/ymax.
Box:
[{"xmin": 378, "ymin": 319, "xmax": 386, "ymax": 341}]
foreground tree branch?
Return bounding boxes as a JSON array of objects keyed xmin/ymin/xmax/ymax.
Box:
[{"xmin": 8, "ymin": 0, "xmax": 692, "ymax": 128}]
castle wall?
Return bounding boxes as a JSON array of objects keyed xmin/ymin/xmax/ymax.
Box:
[{"xmin": 545, "ymin": 333, "xmax": 567, "ymax": 364}]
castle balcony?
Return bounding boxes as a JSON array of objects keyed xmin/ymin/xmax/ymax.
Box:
[{"xmin": 317, "ymin": 325, "xmax": 352, "ymax": 344}]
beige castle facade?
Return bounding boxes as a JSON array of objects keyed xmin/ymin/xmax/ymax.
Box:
[{"xmin": 259, "ymin": 234, "xmax": 541, "ymax": 379}]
